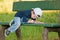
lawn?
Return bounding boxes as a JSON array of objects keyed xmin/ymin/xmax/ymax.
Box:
[{"xmin": 0, "ymin": 12, "xmax": 59, "ymax": 40}]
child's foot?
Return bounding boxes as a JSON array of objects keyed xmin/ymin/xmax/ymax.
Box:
[{"xmin": 5, "ymin": 29, "xmax": 10, "ymax": 37}]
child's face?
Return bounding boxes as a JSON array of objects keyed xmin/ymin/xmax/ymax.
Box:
[{"xmin": 31, "ymin": 11, "xmax": 36, "ymax": 19}]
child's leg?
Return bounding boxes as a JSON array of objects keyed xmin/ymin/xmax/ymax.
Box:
[{"xmin": 7, "ymin": 17, "xmax": 21, "ymax": 32}]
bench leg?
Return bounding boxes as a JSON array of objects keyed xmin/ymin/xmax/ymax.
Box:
[
  {"xmin": 58, "ymin": 32, "xmax": 60, "ymax": 40},
  {"xmin": 42, "ymin": 27, "xmax": 48, "ymax": 40},
  {"xmin": 0, "ymin": 26, "xmax": 5, "ymax": 40},
  {"xmin": 16, "ymin": 27, "xmax": 22, "ymax": 40}
]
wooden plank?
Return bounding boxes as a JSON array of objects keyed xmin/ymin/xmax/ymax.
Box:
[
  {"xmin": 13, "ymin": 1, "xmax": 60, "ymax": 11},
  {"xmin": 0, "ymin": 22, "xmax": 60, "ymax": 27},
  {"xmin": 0, "ymin": 22, "xmax": 9, "ymax": 25}
]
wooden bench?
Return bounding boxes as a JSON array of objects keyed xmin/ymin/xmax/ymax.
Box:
[
  {"xmin": 13, "ymin": 1, "xmax": 60, "ymax": 40},
  {"xmin": 0, "ymin": 1, "xmax": 60, "ymax": 40}
]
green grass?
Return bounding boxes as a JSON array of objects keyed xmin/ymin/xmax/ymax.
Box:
[
  {"xmin": 0, "ymin": 12, "xmax": 59, "ymax": 40},
  {"xmin": 0, "ymin": 13, "xmax": 14, "ymax": 22}
]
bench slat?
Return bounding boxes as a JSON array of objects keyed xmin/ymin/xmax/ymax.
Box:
[
  {"xmin": 13, "ymin": 1, "xmax": 60, "ymax": 11},
  {"xmin": 0, "ymin": 22, "xmax": 60, "ymax": 27}
]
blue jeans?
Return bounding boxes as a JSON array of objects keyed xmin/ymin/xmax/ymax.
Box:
[{"xmin": 7, "ymin": 17, "xmax": 22, "ymax": 32}]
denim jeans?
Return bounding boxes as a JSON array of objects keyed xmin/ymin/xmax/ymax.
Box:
[{"xmin": 7, "ymin": 17, "xmax": 22, "ymax": 32}]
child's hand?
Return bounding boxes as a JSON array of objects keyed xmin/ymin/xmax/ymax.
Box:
[
  {"xmin": 28, "ymin": 20, "xmax": 36, "ymax": 23},
  {"xmin": 28, "ymin": 19, "xmax": 44, "ymax": 24}
]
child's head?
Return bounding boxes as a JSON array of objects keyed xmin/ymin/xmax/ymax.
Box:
[
  {"xmin": 31, "ymin": 8, "xmax": 42, "ymax": 19},
  {"xmin": 33, "ymin": 8, "xmax": 42, "ymax": 17}
]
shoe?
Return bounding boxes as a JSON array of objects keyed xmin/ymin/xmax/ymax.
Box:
[{"xmin": 5, "ymin": 29, "xmax": 10, "ymax": 37}]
